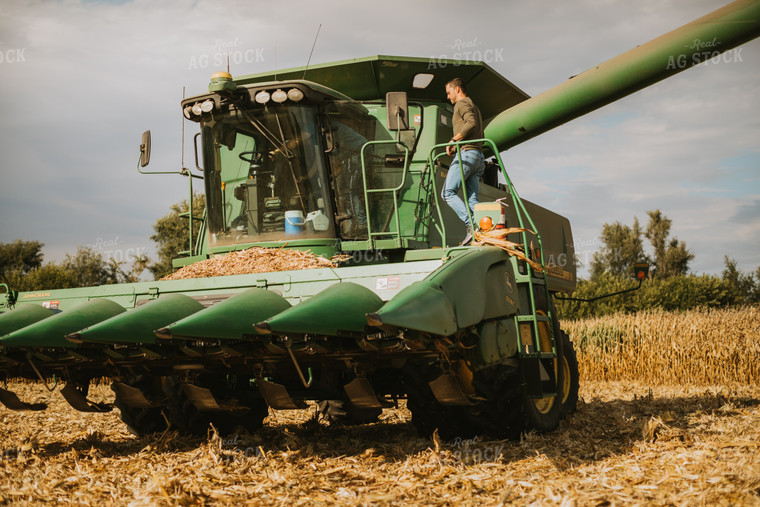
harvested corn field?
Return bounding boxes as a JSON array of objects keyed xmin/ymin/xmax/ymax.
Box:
[
  {"xmin": 1, "ymin": 380, "xmax": 758, "ymax": 505},
  {"xmin": 1, "ymin": 308, "xmax": 759, "ymax": 505},
  {"xmin": 562, "ymin": 307, "xmax": 760, "ymax": 385}
]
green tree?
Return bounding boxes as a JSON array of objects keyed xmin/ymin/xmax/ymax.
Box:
[
  {"xmin": 644, "ymin": 210, "xmax": 670, "ymax": 276},
  {"xmin": 19, "ymin": 262, "xmax": 78, "ymax": 291},
  {"xmin": 663, "ymin": 238, "xmax": 694, "ymax": 277},
  {"xmin": 61, "ymin": 247, "xmax": 123, "ymax": 287},
  {"xmin": 3, "ymin": 246, "xmax": 140, "ymax": 291},
  {"xmin": 644, "ymin": 209, "xmax": 693, "ymax": 277},
  {"xmin": 148, "ymin": 194, "xmax": 205, "ymax": 280},
  {"xmin": 722, "ymin": 256, "xmax": 757, "ymax": 305},
  {"xmin": 0, "ymin": 239, "xmax": 44, "ymax": 280},
  {"xmin": 589, "ymin": 218, "xmax": 646, "ymax": 279}
]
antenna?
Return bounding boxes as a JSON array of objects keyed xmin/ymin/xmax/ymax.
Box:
[
  {"xmin": 302, "ymin": 24, "xmax": 322, "ymax": 80},
  {"xmin": 181, "ymin": 85, "xmax": 186, "ymax": 172},
  {"xmin": 227, "ymin": 52, "xmax": 230, "ymax": 74}
]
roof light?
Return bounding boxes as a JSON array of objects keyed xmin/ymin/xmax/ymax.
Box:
[
  {"xmin": 255, "ymin": 90, "xmax": 271, "ymax": 104},
  {"xmin": 412, "ymin": 73, "xmax": 435, "ymax": 89},
  {"xmin": 183, "ymin": 105, "xmax": 193, "ymax": 119},
  {"xmin": 191, "ymin": 102, "xmax": 203, "ymax": 116},
  {"xmin": 200, "ymin": 99, "xmax": 215, "ymax": 113},
  {"xmin": 287, "ymin": 88, "xmax": 304, "ymax": 102},
  {"xmin": 271, "ymin": 89, "xmax": 287, "ymax": 103}
]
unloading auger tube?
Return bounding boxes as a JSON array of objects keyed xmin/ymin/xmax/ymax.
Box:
[{"xmin": 0, "ymin": 0, "xmax": 757, "ymax": 440}]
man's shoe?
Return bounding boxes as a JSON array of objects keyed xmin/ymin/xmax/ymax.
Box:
[{"xmin": 461, "ymin": 227, "xmax": 473, "ymax": 246}]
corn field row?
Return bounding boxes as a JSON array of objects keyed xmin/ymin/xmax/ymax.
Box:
[{"xmin": 561, "ymin": 306, "xmax": 760, "ymax": 385}]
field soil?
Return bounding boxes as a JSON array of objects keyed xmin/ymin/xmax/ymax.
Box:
[{"xmin": 1, "ymin": 380, "xmax": 758, "ymax": 505}]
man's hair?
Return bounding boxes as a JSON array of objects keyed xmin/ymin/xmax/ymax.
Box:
[{"xmin": 446, "ymin": 78, "xmax": 466, "ymax": 94}]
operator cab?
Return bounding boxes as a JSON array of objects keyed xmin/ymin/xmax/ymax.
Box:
[{"xmin": 183, "ymin": 81, "xmax": 402, "ymax": 250}]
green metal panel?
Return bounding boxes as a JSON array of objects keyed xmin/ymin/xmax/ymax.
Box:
[
  {"xmin": 232, "ymin": 56, "xmax": 530, "ymax": 123},
  {"xmin": 69, "ymin": 294, "xmax": 204, "ymax": 345},
  {"xmin": 368, "ymin": 282, "xmax": 457, "ymax": 336},
  {"xmin": 159, "ymin": 288, "xmax": 291, "ymax": 341},
  {"xmin": 0, "ymin": 304, "xmax": 56, "ymax": 337},
  {"xmin": 369, "ymin": 247, "xmax": 517, "ymax": 335},
  {"xmin": 470, "ymin": 319, "xmax": 519, "ymax": 368},
  {"xmin": 259, "ymin": 282, "xmax": 383, "ymax": 336},
  {"xmin": 1, "ymin": 299, "xmax": 126, "ymax": 349}
]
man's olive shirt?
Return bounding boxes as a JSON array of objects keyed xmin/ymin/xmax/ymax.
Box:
[{"xmin": 452, "ymin": 96, "xmax": 483, "ymax": 152}]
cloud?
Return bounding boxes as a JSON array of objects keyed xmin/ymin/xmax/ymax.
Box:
[{"xmin": 0, "ymin": 0, "xmax": 758, "ymax": 279}]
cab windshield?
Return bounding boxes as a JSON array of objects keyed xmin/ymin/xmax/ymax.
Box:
[{"xmin": 201, "ymin": 104, "xmax": 333, "ymax": 246}]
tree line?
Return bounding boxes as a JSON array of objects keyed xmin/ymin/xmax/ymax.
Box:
[
  {"xmin": 556, "ymin": 209, "xmax": 760, "ymax": 319},
  {"xmin": 0, "ymin": 195, "xmax": 204, "ymax": 291}
]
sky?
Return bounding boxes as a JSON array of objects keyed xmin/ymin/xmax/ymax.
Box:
[{"xmin": 0, "ymin": 0, "xmax": 758, "ymax": 279}]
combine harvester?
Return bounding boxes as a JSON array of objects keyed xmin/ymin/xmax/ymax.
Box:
[{"xmin": 1, "ymin": 0, "xmax": 758, "ymax": 438}]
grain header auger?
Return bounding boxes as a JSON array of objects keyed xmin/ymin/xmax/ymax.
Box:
[{"xmin": 1, "ymin": 0, "xmax": 758, "ymax": 439}]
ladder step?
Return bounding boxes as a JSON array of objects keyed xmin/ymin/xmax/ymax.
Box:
[{"xmin": 516, "ymin": 315, "xmax": 551, "ymax": 322}]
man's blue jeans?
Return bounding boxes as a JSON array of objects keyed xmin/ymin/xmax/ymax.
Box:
[{"xmin": 442, "ymin": 149, "xmax": 485, "ymax": 227}]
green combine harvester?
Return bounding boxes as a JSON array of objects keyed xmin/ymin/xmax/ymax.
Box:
[{"xmin": 1, "ymin": 0, "xmax": 758, "ymax": 439}]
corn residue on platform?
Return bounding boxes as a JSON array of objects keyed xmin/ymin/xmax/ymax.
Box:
[{"xmin": 161, "ymin": 247, "xmax": 341, "ymax": 281}]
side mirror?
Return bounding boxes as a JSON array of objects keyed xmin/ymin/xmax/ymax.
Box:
[
  {"xmin": 386, "ymin": 92, "xmax": 409, "ymax": 131},
  {"xmin": 140, "ymin": 130, "xmax": 151, "ymax": 167}
]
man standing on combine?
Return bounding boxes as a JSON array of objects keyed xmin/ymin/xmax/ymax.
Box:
[{"xmin": 443, "ymin": 78, "xmax": 485, "ymax": 245}]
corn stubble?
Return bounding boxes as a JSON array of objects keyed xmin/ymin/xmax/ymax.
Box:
[{"xmin": 0, "ymin": 308, "xmax": 758, "ymax": 504}]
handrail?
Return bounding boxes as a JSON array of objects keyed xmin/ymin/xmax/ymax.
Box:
[
  {"xmin": 430, "ymin": 138, "xmax": 555, "ymax": 357},
  {"xmin": 422, "ymin": 154, "xmax": 448, "ymax": 246},
  {"xmin": 431, "ymin": 138, "xmax": 546, "ymax": 265},
  {"xmin": 359, "ymin": 140, "xmax": 410, "ymax": 248},
  {"xmin": 136, "ymin": 154, "xmax": 204, "ymax": 258}
]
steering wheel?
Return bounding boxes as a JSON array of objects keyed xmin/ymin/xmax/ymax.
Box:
[{"xmin": 239, "ymin": 150, "xmax": 264, "ymax": 165}]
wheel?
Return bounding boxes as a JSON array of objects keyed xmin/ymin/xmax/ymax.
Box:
[
  {"xmin": 316, "ymin": 399, "xmax": 381, "ymax": 426},
  {"xmin": 559, "ymin": 330, "xmax": 580, "ymax": 416},
  {"xmin": 520, "ymin": 311, "xmax": 565, "ymax": 433},
  {"xmin": 164, "ymin": 376, "xmax": 269, "ymax": 437},
  {"xmin": 111, "ymin": 375, "xmax": 168, "ymax": 437},
  {"xmin": 401, "ymin": 363, "xmax": 477, "ymax": 440},
  {"xmin": 465, "ymin": 364, "xmax": 525, "ymax": 439}
]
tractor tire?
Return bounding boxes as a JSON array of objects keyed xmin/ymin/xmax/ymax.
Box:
[
  {"xmin": 111, "ymin": 375, "xmax": 168, "ymax": 437},
  {"xmin": 465, "ymin": 364, "xmax": 525, "ymax": 440},
  {"xmin": 164, "ymin": 376, "xmax": 269, "ymax": 437},
  {"xmin": 559, "ymin": 330, "xmax": 580, "ymax": 416},
  {"xmin": 520, "ymin": 332, "xmax": 565, "ymax": 433},
  {"xmin": 316, "ymin": 399, "xmax": 381, "ymax": 426},
  {"xmin": 402, "ymin": 363, "xmax": 476, "ymax": 440}
]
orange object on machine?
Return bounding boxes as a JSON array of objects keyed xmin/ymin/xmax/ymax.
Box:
[{"xmin": 479, "ymin": 216, "xmax": 493, "ymax": 231}]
